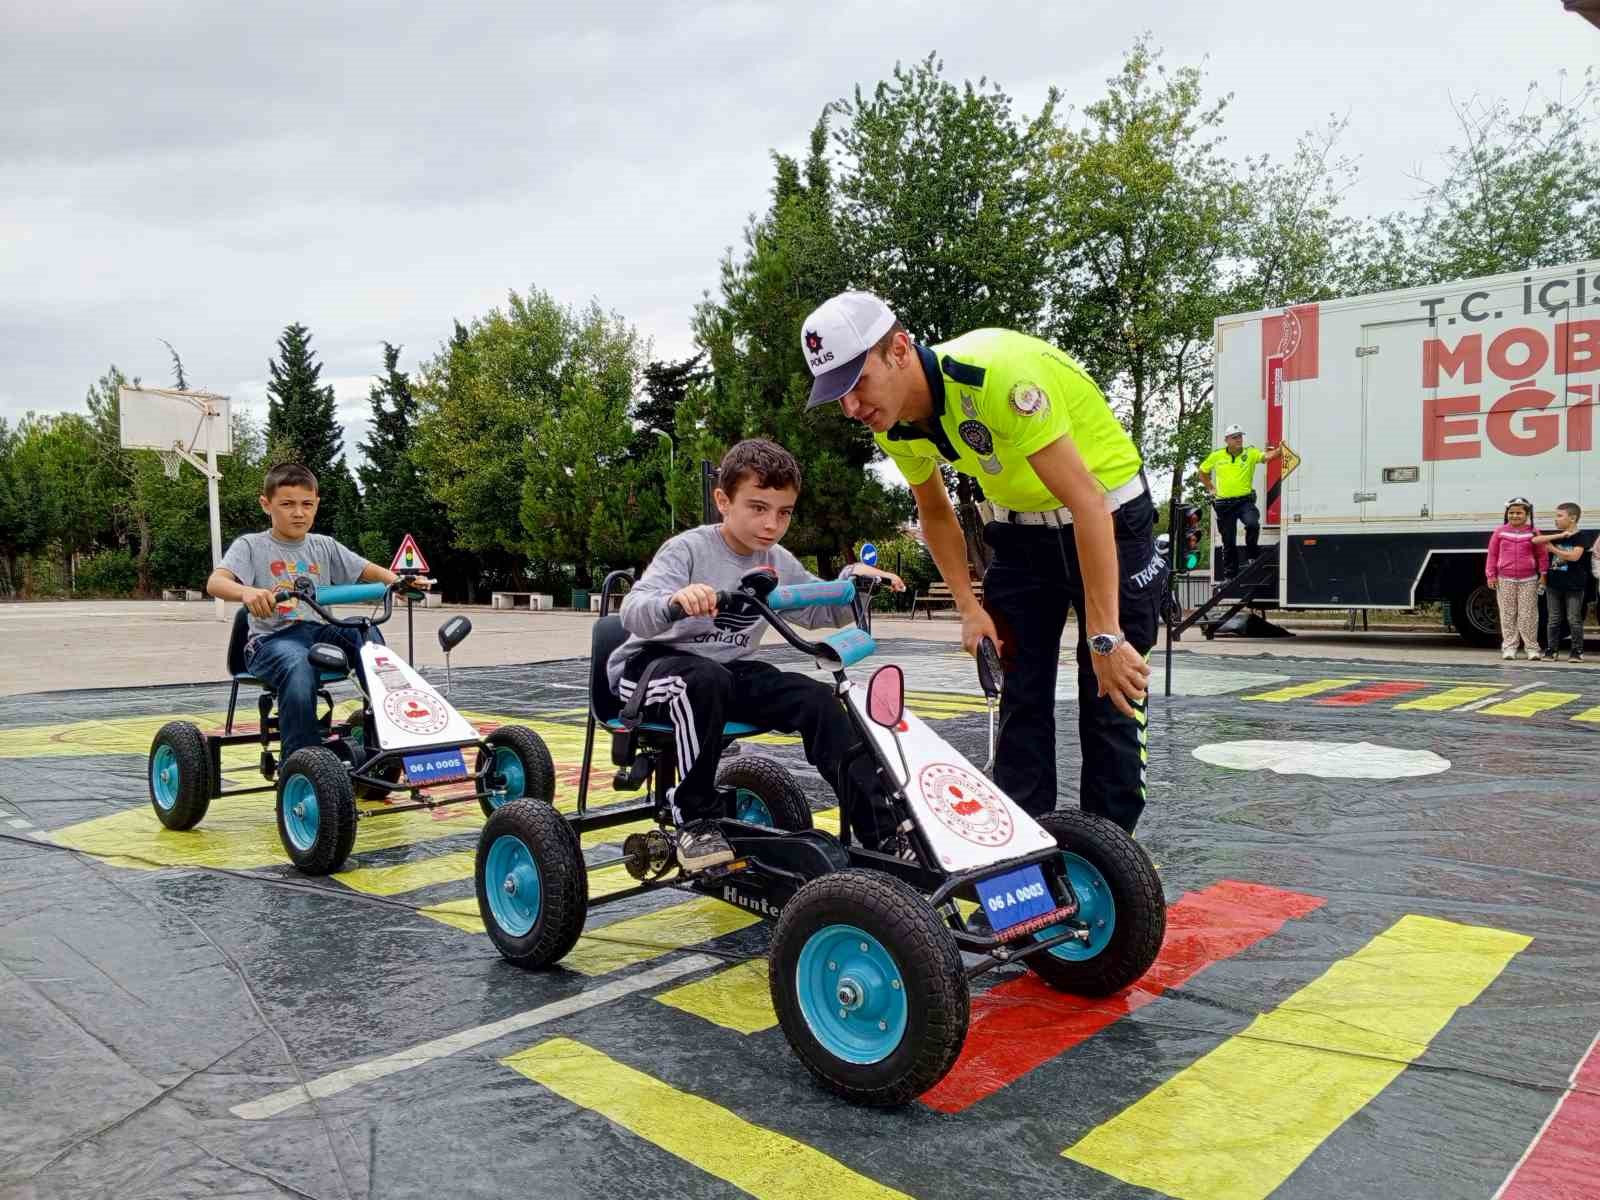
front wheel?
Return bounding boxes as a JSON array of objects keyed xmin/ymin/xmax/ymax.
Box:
[
  {"xmin": 148, "ymin": 722, "xmax": 212, "ymax": 830},
  {"xmin": 477, "ymin": 725, "xmax": 557, "ymax": 818},
  {"xmin": 275, "ymin": 747, "xmax": 358, "ymax": 875},
  {"xmin": 717, "ymin": 755, "xmax": 812, "ymax": 831},
  {"xmin": 1024, "ymin": 809, "xmax": 1166, "ymax": 997},
  {"xmin": 769, "ymin": 869, "xmax": 967, "ymax": 1107},
  {"xmin": 475, "ymin": 799, "xmax": 589, "ymax": 967}
]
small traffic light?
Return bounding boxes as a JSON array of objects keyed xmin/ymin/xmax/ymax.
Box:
[{"xmin": 1178, "ymin": 505, "xmax": 1203, "ymax": 573}]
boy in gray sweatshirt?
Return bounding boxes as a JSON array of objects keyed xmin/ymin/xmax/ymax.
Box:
[{"xmin": 609, "ymin": 439, "xmax": 905, "ymax": 870}]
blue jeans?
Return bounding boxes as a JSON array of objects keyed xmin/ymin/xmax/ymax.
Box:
[{"xmin": 245, "ymin": 621, "xmax": 383, "ymax": 758}]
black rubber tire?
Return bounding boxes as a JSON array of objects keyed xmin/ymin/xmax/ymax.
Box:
[
  {"xmin": 1451, "ymin": 581, "xmax": 1501, "ymax": 647},
  {"xmin": 274, "ymin": 746, "xmax": 358, "ymax": 875},
  {"xmin": 1025, "ymin": 809, "xmax": 1166, "ymax": 997},
  {"xmin": 475, "ymin": 798, "xmax": 589, "ymax": 968},
  {"xmin": 717, "ymin": 755, "xmax": 813, "ymax": 831},
  {"xmin": 769, "ymin": 868, "xmax": 968, "ymax": 1107},
  {"xmin": 477, "ymin": 725, "xmax": 557, "ymax": 818},
  {"xmin": 148, "ymin": 722, "xmax": 213, "ymax": 831}
]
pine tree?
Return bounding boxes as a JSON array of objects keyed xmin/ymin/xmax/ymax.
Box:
[{"xmin": 266, "ymin": 322, "xmax": 346, "ymax": 531}]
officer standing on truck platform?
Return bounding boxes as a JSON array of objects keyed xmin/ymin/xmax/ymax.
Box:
[
  {"xmin": 798, "ymin": 290, "xmax": 1162, "ymax": 836},
  {"xmin": 1194, "ymin": 424, "xmax": 1285, "ymax": 581}
]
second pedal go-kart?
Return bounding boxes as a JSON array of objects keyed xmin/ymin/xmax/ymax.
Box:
[
  {"xmin": 474, "ymin": 568, "xmax": 1166, "ymax": 1106},
  {"xmin": 146, "ymin": 580, "xmax": 555, "ymax": 875}
]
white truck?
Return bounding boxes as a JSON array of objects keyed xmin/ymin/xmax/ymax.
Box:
[{"xmin": 1211, "ymin": 258, "xmax": 1600, "ymax": 644}]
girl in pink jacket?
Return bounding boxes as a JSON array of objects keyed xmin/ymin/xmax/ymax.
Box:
[{"xmin": 1487, "ymin": 497, "xmax": 1548, "ymax": 660}]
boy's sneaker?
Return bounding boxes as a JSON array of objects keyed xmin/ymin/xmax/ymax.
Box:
[
  {"xmin": 674, "ymin": 820, "xmax": 735, "ymax": 872},
  {"xmin": 1571, "ymin": 653, "xmax": 1584, "ymax": 663}
]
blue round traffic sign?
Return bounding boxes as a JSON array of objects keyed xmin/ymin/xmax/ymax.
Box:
[{"xmin": 860, "ymin": 542, "xmax": 879, "ymax": 567}]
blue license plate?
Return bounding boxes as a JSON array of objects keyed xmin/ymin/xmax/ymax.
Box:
[
  {"xmin": 403, "ymin": 748, "xmax": 468, "ymax": 784},
  {"xmin": 975, "ymin": 864, "xmax": 1055, "ymax": 932}
]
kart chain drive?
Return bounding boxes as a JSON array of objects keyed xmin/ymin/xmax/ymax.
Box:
[{"xmin": 622, "ymin": 829, "xmax": 675, "ymax": 880}]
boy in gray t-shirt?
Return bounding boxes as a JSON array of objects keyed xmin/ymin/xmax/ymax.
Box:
[
  {"xmin": 207, "ymin": 463, "xmax": 418, "ymax": 759},
  {"xmin": 612, "ymin": 440, "xmax": 904, "ymax": 871}
]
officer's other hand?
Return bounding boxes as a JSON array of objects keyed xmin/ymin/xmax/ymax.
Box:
[
  {"xmin": 1093, "ymin": 640, "xmax": 1150, "ymax": 718},
  {"xmin": 669, "ymin": 584, "xmax": 718, "ymax": 618},
  {"xmin": 961, "ymin": 607, "xmax": 1003, "ymax": 658}
]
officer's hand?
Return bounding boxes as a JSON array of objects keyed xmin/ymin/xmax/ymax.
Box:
[
  {"xmin": 1092, "ymin": 640, "xmax": 1150, "ymax": 719},
  {"xmin": 961, "ymin": 607, "xmax": 1003, "ymax": 658},
  {"xmin": 669, "ymin": 584, "xmax": 718, "ymax": 618},
  {"xmin": 241, "ymin": 586, "xmax": 277, "ymax": 619}
]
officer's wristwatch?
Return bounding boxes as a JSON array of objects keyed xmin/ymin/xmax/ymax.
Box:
[{"xmin": 1088, "ymin": 632, "xmax": 1126, "ymax": 656}]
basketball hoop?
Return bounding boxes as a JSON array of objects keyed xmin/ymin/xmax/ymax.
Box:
[{"xmin": 158, "ymin": 450, "xmax": 181, "ymax": 480}]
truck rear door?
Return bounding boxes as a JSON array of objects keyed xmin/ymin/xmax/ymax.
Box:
[{"xmin": 1360, "ymin": 319, "xmax": 1434, "ymax": 522}]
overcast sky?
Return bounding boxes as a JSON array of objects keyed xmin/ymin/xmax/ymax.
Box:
[{"xmin": 4, "ymin": 1, "xmax": 1596, "ymax": 464}]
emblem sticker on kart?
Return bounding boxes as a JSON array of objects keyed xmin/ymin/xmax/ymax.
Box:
[
  {"xmin": 917, "ymin": 762, "xmax": 1014, "ymax": 847},
  {"xmin": 383, "ymin": 688, "xmax": 449, "ymax": 736}
]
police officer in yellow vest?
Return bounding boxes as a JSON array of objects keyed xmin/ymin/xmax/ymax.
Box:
[
  {"xmin": 800, "ymin": 291, "xmax": 1162, "ymax": 835},
  {"xmin": 1193, "ymin": 424, "xmax": 1285, "ymax": 581}
]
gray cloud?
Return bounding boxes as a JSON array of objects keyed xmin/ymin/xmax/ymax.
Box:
[{"xmin": 3, "ymin": 0, "xmax": 1593, "ymax": 460}]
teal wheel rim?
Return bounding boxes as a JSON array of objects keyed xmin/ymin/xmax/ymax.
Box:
[
  {"xmin": 487, "ymin": 747, "xmax": 526, "ymax": 810},
  {"xmin": 733, "ymin": 789, "xmax": 774, "ymax": 826},
  {"xmin": 1034, "ymin": 851, "xmax": 1115, "ymax": 961},
  {"xmin": 794, "ymin": 923, "xmax": 907, "ymax": 1064},
  {"xmin": 281, "ymin": 774, "xmax": 320, "ymax": 852},
  {"xmin": 151, "ymin": 745, "xmax": 179, "ymax": 811},
  {"xmin": 484, "ymin": 834, "xmax": 541, "ymax": 937}
]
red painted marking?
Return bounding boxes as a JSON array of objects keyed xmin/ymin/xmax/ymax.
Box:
[
  {"xmin": 920, "ymin": 879, "xmax": 1325, "ymax": 1114},
  {"xmin": 1495, "ymin": 1033, "xmax": 1600, "ymax": 1200},
  {"xmin": 1313, "ymin": 680, "xmax": 1428, "ymax": 706}
]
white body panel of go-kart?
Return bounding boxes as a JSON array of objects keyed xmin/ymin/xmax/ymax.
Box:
[
  {"xmin": 843, "ymin": 681, "xmax": 1056, "ymax": 873},
  {"xmin": 359, "ymin": 643, "xmax": 481, "ymax": 752}
]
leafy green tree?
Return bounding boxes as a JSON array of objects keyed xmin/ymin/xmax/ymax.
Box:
[
  {"xmin": 7, "ymin": 413, "xmax": 117, "ymax": 590},
  {"xmin": 692, "ymin": 117, "xmax": 907, "ymax": 577},
  {"xmin": 266, "ymin": 322, "xmax": 349, "ymax": 532}
]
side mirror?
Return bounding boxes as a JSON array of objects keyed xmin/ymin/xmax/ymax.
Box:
[
  {"xmin": 866, "ymin": 664, "xmax": 905, "ymax": 728},
  {"xmin": 438, "ymin": 616, "xmax": 472, "ymax": 654},
  {"xmin": 307, "ymin": 644, "xmax": 350, "ymax": 675}
]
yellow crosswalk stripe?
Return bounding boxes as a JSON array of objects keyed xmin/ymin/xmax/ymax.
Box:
[
  {"xmin": 1479, "ymin": 690, "xmax": 1582, "ymax": 718},
  {"xmin": 1063, "ymin": 914, "xmax": 1530, "ymax": 1200},
  {"xmin": 1393, "ymin": 684, "xmax": 1504, "ymax": 712},
  {"xmin": 655, "ymin": 959, "xmax": 775, "ymax": 1033},
  {"xmin": 1242, "ymin": 678, "xmax": 1363, "ymax": 703},
  {"xmin": 338, "ymin": 851, "xmax": 475, "ymax": 896},
  {"xmin": 501, "ymin": 1038, "xmax": 912, "ymax": 1199},
  {"xmin": 1571, "ymin": 704, "xmax": 1600, "ymax": 724}
]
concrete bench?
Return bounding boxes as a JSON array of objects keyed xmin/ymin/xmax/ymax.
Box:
[
  {"xmin": 911, "ymin": 581, "xmax": 983, "ymax": 619},
  {"xmin": 491, "ymin": 592, "xmax": 555, "ymax": 611}
]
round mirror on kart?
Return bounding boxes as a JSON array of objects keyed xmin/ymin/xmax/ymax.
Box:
[
  {"xmin": 866, "ymin": 664, "xmax": 905, "ymax": 728},
  {"xmin": 438, "ymin": 615, "xmax": 472, "ymax": 653}
]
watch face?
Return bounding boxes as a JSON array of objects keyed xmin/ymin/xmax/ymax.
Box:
[{"xmin": 1089, "ymin": 634, "xmax": 1118, "ymax": 655}]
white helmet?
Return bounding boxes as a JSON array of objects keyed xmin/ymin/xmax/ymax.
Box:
[{"xmin": 1224, "ymin": 424, "xmax": 1245, "ymax": 437}]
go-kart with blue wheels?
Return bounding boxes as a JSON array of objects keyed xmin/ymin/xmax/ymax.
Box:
[
  {"xmin": 147, "ymin": 580, "xmax": 555, "ymax": 875},
  {"xmin": 475, "ymin": 568, "xmax": 1166, "ymax": 1106}
]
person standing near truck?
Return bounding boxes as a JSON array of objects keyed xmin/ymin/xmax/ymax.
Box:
[
  {"xmin": 1193, "ymin": 425, "xmax": 1285, "ymax": 581},
  {"xmin": 1533, "ymin": 502, "xmax": 1589, "ymax": 662},
  {"xmin": 1486, "ymin": 498, "xmax": 1548, "ymax": 661}
]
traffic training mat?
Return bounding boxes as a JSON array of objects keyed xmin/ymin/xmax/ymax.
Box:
[{"xmin": 1, "ymin": 642, "xmax": 1596, "ymax": 1199}]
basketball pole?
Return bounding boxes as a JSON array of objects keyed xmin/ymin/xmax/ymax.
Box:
[{"xmin": 206, "ymin": 442, "xmax": 224, "ymax": 621}]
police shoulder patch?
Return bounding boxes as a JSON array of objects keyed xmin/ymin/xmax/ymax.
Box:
[
  {"xmin": 1009, "ymin": 382, "xmax": 1049, "ymax": 417},
  {"xmin": 958, "ymin": 420, "xmax": 994, "ymax": 456}
]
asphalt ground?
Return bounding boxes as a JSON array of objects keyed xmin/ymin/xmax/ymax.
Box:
[{"xmin": 1, "ymin": 641, "xmax": 1597, "ymax": 1199}]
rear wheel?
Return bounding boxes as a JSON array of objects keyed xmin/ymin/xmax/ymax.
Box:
[
  {"xmin": 1024, "ymin": 809, "xmax": 1166, "ymax": 997},
  {"xmin": 717, "ymin": 755, "xmax": 812, "ymax": 831},
  {"xmin": 770, "ymin": 868, "xmax": 967, "ymax": 1107},
  {"xmin": 275, "ymin": 747, "xmax": 358, "ymax": 875},
  {"xmin": 476, "ymin": 799, "xmax": 588, "ymax": 967},
  {"xmin": 477, "ymin": 725, "xmax": 556, "ymax": 818},
  {"xmin": 1450, "ymin": 581, "xmax": 1500, "ymax": 647},
  {"xmin": 148, "ymin": 722, "xmax": 212, "ymax": 830}
]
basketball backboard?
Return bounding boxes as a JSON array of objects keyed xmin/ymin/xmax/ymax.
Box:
[{"xmin": 118, "ymin": 386, "xmax": 233, "ymax": 456}]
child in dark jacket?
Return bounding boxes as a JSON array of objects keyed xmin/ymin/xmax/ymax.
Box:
[{"xmin": 1486, "ymin": 497, "xmax": 1548, "ymax": 661}]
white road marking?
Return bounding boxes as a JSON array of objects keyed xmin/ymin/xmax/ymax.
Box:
[
  {"xmin": 1193, "ymin": 739, "xmax": 1450, "ymax": 779},
  {"xmin": 1460, "ymin": 681, "xmax": 1540, "ymax": 712},
  {"xmin": 6, "ymin": 817, "xmax": 31, "ymax": 829},
  {"xmin": 231, "ymin": 953, "xmax": 720, "ymax": 1120}
]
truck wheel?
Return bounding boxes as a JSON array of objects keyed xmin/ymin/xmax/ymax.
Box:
[
  {"xmin": 717, "ymin": 756, "xmax": 813, "ymax": 831},
  {"xmin": 1450, "ymin": 581, "xmax": 1500, "ymax": 647},
  {"xmin": 477, "ymin": 725, "xmax": 556, "ymax": 818},
  {"xmin": 770, "ymin": 869, "xmax": 967, "ymax": 1106},
  {"xmin": 148, "ymin": 722, "xmax": 212, "ymax": 830},
  {"xmin": 476, "ymin": 799, "xmax": 588, "ymax": 967},
  {"xmin": 275, "ymin": 747, "xmax": 358, "ymax": 875},
  {"xmin": 1025, "ymin": 810, "xmax": 1166, "ymax": 997}
]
